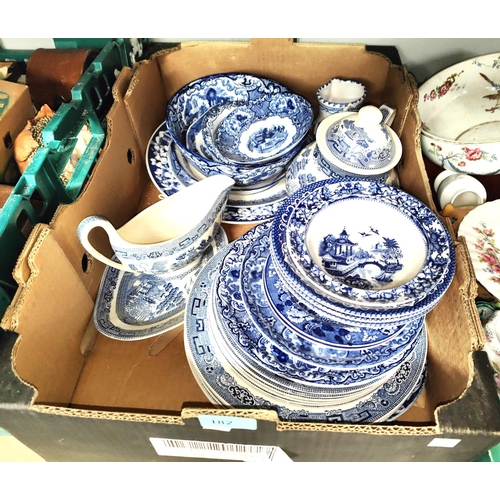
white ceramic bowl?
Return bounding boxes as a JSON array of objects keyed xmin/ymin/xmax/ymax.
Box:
[{"xmin": 418, "ymin": 52, "xmax": 500, "ymax": 175}]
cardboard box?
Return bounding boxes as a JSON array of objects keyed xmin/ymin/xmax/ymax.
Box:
[
  {"xmin": 0, "ymin": 80, "xmax": 34, "ymax": 184},
  {"xmin": 1, "ymin": 39, "xmax": 500, "ymax": 462}
]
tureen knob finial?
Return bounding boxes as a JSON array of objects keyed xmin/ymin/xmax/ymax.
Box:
[{"xmin": 357, "ymin": 105, "xmax": 383, "ymax": 126}]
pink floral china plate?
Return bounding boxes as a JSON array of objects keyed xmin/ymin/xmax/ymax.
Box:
[{"xmin": 458, "ymin": 199, "xmax": 500, "ymax": 300}]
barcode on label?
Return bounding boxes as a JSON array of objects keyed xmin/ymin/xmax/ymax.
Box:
[{"xmin": 149, "ymin": 437, "xmax": 291, "ymax": 462}]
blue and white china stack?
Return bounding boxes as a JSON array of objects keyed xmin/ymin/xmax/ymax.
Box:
[
  {"xmin": 147, "ymin": 73, "xmax": 314, "ymax": 225},
  {"xmin": 185, "ymin": 177, "xmax": 456, "ymax": 423},
  {"xmin": 286, "ymin": 104, "xmax": 402, "ymax": 196}
]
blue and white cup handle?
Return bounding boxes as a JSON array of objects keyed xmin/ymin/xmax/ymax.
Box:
[{"xmin": 77, "ymin": 215, "xmax": 130, "ymax": 272}]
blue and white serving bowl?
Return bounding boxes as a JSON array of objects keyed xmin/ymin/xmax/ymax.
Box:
[
  {"xmin": 165, "ymin": 72, "xmax": 312, "ymax": 186},
  {"xmin": 277, "ymin": 177, "xmax": 455, "ymax": 311}
]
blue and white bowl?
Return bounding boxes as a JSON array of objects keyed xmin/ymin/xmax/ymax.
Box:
[
  {"xmin": 278, "ymin": 177, "xmax": 455, "ymax": 310},
  {"xmin": 214, "ymin": 93, "xmax": 313, "ymax": 164},
  {"xmin": 165, "ymin": 72, "xmax": 312, "ymax": 186},
  {"xmin": 270, "ymin": 178, "xmax": 456, "ymax": 325}
]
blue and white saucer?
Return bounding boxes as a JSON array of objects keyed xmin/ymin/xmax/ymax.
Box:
[
  {"xmin": 93, "ymin": 226, "xmax": 228, "ymax": 341},
  {"xmin": 146, "ymin": 122, "xmax": 289, "ymax": 224},
  {"xmin": 184, "ymin": 242, "xmax": 429, "ymax": 423}
]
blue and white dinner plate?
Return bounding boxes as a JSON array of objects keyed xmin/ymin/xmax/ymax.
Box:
[
  {"xmin": 146, "ymin": 122, "xmax": 289, "ymax": 224},
  {"xmin": 243, "ymin": 225, "xmax": 425, "ymax": 368},
  {"xmin": 273, "ymin": 178, "xmax": 455, "ymax": 311},
  {"xmin": 212, "ymin": 223, "xmax": 420, "ymax": 388},
  {"xmin": 93, "ymin": 226, "xmax": 228, "ymax": 341},
  {"xmin": 184, "ymin": 242, "xmax": 429, "ymax": 423}
]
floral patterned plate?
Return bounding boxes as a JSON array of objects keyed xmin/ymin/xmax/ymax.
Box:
[{"xmin": 458, "ymin": 199, "xmax": 500, "ymax": 300}]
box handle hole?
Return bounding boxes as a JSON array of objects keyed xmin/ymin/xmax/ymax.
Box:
[
  {"xmin": 127, "ymin": 148, "xmax": 135, "ymax": 164},
  {"xmin": 16, "ymin": 209, "xmax": 34, "ymax": 239},
  {"xmin": 81, "ymin": 253, "xmax": 93, "ymax": 274},
  {"xmin": 3, "ymin": 131, "xmax": 13, "ymax": 149}
]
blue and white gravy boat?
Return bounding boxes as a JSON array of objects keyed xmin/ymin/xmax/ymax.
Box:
[{"xmin": 77, "ymin": 174, "xmax": 234, "ymax": 274}]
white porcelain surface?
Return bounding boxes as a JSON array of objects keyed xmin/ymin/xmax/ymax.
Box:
[
  {"xmin": 434, "ymin": 170, "xmax": 487, "ymax": 210},
  {"xmin": 458, "ymin": 200, "xmax": 500, "ymax": 301},
  {"xmin": 419, "ymin": 52, "xmax": 500, "ymax": 175},
  {"xmin": 77, "ymin": 174, "xmax": 234, "ymax": 273}
]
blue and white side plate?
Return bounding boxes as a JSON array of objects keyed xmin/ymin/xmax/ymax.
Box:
[
  {"xmin": 184, "ymin": 242, "xmax": 429, "ymax": 423},
  {"xmin": 214, "ymin": 93, "xmax": 313, "ymax": 164},
  {"xmin": 93, "ymin": 226, "xmax": 228, "ymax": 341}
]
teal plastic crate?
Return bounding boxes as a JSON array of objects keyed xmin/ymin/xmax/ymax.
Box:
[
  {"xmin": 0, "ymin": 39, "xmax": 135, "ymax": 317},
  {"xmin": 476, "ymin": 442, "xmax": 500, "ymax": 462}
]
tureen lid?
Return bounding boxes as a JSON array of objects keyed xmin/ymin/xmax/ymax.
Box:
[{"xmin": 316, "ymin": 105, "xmax": 402, "ymax": 174}]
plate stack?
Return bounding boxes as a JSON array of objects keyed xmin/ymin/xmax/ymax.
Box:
[
  {"xmin": 185, "ymin": 178, "xmax": 456, "ymax": 423},
  {"xmin": 147, "ymin": 73, "xmax": 313, "ymax": 225}
]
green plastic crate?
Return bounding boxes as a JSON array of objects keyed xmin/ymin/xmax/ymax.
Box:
[
  {"xmin": 0, "ymin": 39, "xmax": 135, "ymax": 318},
  {"xmin": 476, "ymin": 442, "xmax": 500, "ymax": 462}
]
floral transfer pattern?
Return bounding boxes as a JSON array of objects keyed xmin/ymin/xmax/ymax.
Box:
[
  {"xmin": 473, "ymin": 222, "xmax": 500, "ymax": 287},
  {"xmin": 422, "ymin": 70, "xmax": 465, "ymax": 102},
  {"xmin": 426, "ymin": 142, "xmax": 500, "ymax": 173}
]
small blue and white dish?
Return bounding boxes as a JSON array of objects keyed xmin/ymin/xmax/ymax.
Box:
[
  {"xmin": 271, "ymin": 178, "xmax": 455, "ymax": 320},
  {"xmin": 184, "ymin": 242, "xmax": 429, "ymax": 423},
  {"xmin": 93, "ymin": 226, "xmax": 228, "ymax": 341},
  {"xmin": 214, "ymin": 93, "xmax": 313, "ymax": 164}
]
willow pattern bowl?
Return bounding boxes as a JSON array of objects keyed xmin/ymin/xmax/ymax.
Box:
[{"xmin": 418, "ymin": 52, "xmax": 500, "ymax": 175}]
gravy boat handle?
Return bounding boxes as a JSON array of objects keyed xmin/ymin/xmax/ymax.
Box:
[{"xmin": 77, "ymin": 215, "xmax": 130, "ymax": 272}]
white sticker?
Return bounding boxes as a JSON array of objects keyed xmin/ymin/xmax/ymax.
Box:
[
  {"xmin": 150, "ymin": 438, "xmax": 292, "ymax": 462},
  {"xmin": 198, "ymin": 415, "xmax": 257, "ymax": 431},
  {"xmin": 427, "ymin": 438, "xmax": 461, "ymax": 448}
]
